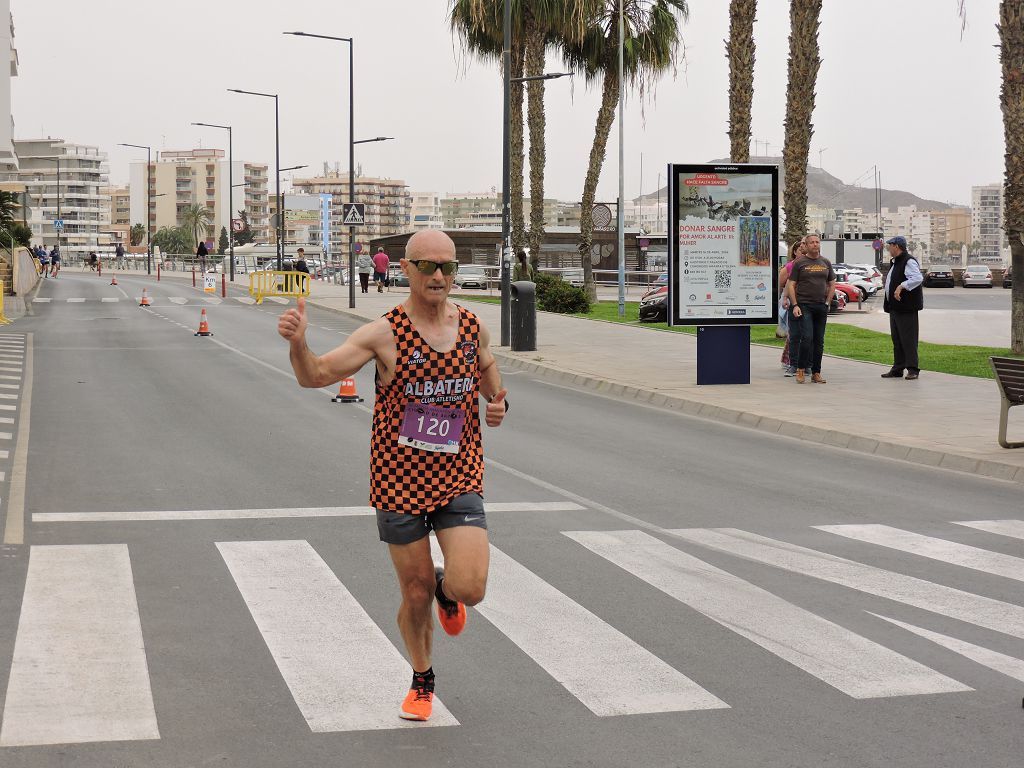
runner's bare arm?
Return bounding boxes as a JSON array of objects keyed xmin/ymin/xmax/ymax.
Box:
[
  {"xmin": 278, "ymin": 298, "xmax": 386, "ymax": 388},
  {"xmin": 477, "ymin": 323, "xmax": 507, "ymax": 427}
]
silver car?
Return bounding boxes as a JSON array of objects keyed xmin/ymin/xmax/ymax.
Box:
[{"xmin": 961, "ymin": 264, "xmax": 993, "ymax": 288}]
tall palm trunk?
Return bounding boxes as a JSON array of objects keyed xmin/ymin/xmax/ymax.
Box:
[
  {"xmin": 578, "ymin": 57, "xmax": 620, "ymax": 302},
  {"xmin": 781, "ymin": 0, "xmax": 821, "ymax": 244},
  {"xmin": 525, "ymin": 10, "xmax": 547, "ymax": 272},
  {"xmin": 1000, "ymin": 0, "xmax": 1024, "ymax": 353},
  {"xmin": 727, "ymin": 0, "xmax": 756, "ymax": 163},
  {"xmin": 510, "ymin": 38, "xmax": 527, "ymax": 256}
]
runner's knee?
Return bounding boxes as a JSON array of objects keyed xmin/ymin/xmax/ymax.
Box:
[
  {"xmin": 445, "ymin": 575, "xmax": 486, "ymax": 607},
  {"xmin": 398, "ymin": 574, "xmax": 435, "ymax": 608}
]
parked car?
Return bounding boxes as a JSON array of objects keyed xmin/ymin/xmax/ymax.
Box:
[
  {"xmin": 651, "ymin": 272, "xmax": 668, "ymax": 287},
  {"xmin": 962, "ymin": 264, "xmax": 993, "ymax": 288},
  {"xmin": 829, "ymin": 290, "xmax": 847, "ymax": 314},
  {"xmin": 833, "ymin": 268, "xmax": 876, "ymax": 300},
  {"xmin": 452, "ymin": 264, "xmax": 490, "ymax": 289},
  {"xmin": 1003, "ymin": 265, "xmax": 1013, "ymax": 289},
  {"xmin": 832, "ymin": 282, "xmax": 862, "ymax": 303},
  {"xmin": 388, "ymin": 264, "xmax": 409, "ymax": 288},
  {"xmin": 923, "ymin": 265, "xmax": 955, "ymax": 288},
  {"xmin": 846, "ymin": 264, "xmax": 884, "ymax": 289},
  {"xmin": 638, "ymin": 285, "xmax": 667, "ymax": 322}
]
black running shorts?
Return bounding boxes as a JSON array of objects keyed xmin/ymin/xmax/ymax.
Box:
[{"xmin": 376, "ymin": 492, "xmax": 487, "ymax": 545}]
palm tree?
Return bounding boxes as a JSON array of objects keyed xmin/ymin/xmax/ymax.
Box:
[
  {"xmin": 780, "ymin": 0, "xmax": 822, "ymax": 246},
  {"xmin": 727, "ymin": 0, "xmax": 756, "ymax": 163},
  {"xmin": 180, "ymin": 204, "xmax": 213, "ymax": 248},
  {"xmin": 961, "ymin": 1, "xmax": 1023, "ymax": 351},
  {"xmin": 0, "ymin": 191, "xmax": 19, "ymax": 228},
  {"xmin": 567, "ymin": 0, "xmax": 688, "ymax": 300}
]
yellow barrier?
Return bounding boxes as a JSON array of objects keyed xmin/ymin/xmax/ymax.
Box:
[{"xmin": 248, "ymin": 270, "xmax": 311, "ymax": 304}]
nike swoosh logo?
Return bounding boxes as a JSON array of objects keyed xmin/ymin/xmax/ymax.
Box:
[{"xmin": 463, "ymin": 515, "xmax": 482, "ymax": 523}]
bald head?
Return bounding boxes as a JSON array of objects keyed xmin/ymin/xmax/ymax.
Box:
[{"xmin": 406, "ymin": 230, "xmax": 456, "ymax": 262}]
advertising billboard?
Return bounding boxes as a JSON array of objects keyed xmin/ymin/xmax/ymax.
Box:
[{"xmin": 668, "ymin": 164, "xmax": 779, "ymax": 326}]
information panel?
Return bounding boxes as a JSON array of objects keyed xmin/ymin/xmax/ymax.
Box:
[{"xmin": 668, "ymin": 164, "xmax": 779, "ymax": 326}]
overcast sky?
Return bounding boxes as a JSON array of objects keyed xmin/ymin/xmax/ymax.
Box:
[{"xmin": 11, "ymin": 0, "xmax": 1004, "ymax": 206}]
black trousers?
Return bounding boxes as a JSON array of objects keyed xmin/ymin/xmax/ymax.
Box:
[
  {"xmin": 793, "ymin": 302, "xmax": 828, "ymax": 374},
  {"xmin": 359, "ymin": 272, "xmax": 370, "ymax": 293},
  {"xmin": 889, "ymin": 311, "xmax": 919, "ymax": 373}
]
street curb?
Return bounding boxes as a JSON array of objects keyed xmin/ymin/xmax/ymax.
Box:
[{"xmin": 304, "ymin": 296, "xmax": 1024, "ymax": 487}]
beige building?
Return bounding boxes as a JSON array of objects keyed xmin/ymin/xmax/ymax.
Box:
[
  {"xmin": 129, "ymin": 148, "xmax": 270, "ymax": 246},
  {"xmin": 441, "ymin": 191, "xmax": 561, "ymax": 230},
  {"xmin": 100, "ymin": 185, "xmax": 131, "ymax": 247},
  {"xmin": 290, "ymin": 173, "xmax": 411, "ymax": 263},
  {"xmin": 14, "ymin": 138, "xmax": 110, "ymax": 258}
]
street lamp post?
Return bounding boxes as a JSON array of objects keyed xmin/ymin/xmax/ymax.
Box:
[
  {"xmin": 118, "ymin": 143, "xmax": 152, "ymax": 274},
  {"xmin": 228, "ymin": 89, "xmax": 281, "ymax": 270},
  {"xmin": 617, "ymin": 0, "xmax": 626, "ymax": 318},
  {"xmin": 192, "ymin": 122, "xmax": 234, "ymax": 281}
]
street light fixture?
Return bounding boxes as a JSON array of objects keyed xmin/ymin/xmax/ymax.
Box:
[
  {"xmin": 192, "ymin": 122, "xmax": 235, "ymax": 281},
  {"xmin": 228, "ymin": 88, "xmax": 282, "ymax": 270},
  {"xmin": 118, "ymin": 142, "xmax": 153, "ymax": 274}
]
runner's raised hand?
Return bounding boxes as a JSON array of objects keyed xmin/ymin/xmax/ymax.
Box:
[
  {"xmin": 278, "ymin": 296, "xmax": 308, "ymax": 341},
  {"xmin": 485, "ymin": 388, "xmax": 508, "ymax": 427}
]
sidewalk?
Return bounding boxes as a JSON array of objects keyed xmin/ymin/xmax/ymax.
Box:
[{"xmin": 302, "ymin": 280, "xmax": 1024, "ymax": 484}]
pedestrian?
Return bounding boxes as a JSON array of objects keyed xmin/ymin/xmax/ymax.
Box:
[
  {"xmin": 357, "ymin": 250, "xmax": 373, "ymax": 294},
  {"xmin": 293, "ymin": 247, "xmax": 310, "ymax": 275},
  {"xmin": 785, "ymin": 234, "xmax": 835, "ymax": 384},
  {"xmin": 196, "ymin": 240, "xmax": 208, "ymax": 272},
  {"xmin": 880, "ymin": 235, "xmax": 924, "ymax": 380},
  {"xmin": 115, "ymin": 242, "xmax": 125, "ymax": 269},
  {"xmin": 778, "ymin": 240, "xmax": 806, "ymax": 376},
  {"xmin": 373, "ymin": 246, "xmax": 390, "ymax": 293},
  {"xmin": 48, "ymin": 246, "xmax": 61, "ymax": 278},
  {"xmin": 278, "ymin": 229, "xmax": 508, "ymax": 722}
]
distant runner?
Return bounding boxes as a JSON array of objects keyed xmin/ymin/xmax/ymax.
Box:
[{"xmin": 278, "ymin": 229, "xmax": 508, "ymax": 721}]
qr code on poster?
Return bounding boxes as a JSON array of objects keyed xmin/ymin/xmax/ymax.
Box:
[{"xmin": 714, "ymin": 270, "xmax": 731, "ymax": 289}]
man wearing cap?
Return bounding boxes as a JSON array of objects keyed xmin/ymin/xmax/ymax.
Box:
[{"xmin": 880, "ymin": 236, "xmax": 924, "ymax": 380}]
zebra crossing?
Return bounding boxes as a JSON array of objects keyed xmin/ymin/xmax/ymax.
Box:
[
  {"xmin": 1, "ymin": 517, "xmax": 1022, "ymax": 747},
  {"xmin": 0, "ymin": 334, "xmax": 25, "ymax": 542}
]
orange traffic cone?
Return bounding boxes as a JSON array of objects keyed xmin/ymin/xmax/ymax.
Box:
[
  {"xmin": 331, "ymin": 378, "xmax": 363, "ymax": 403},
  {"xmin": 139, "ymin": 288, "xmax": 152, "ymax": 307},
  {"xmin": 194, "ymin": 308, "xmax": 213, "ymax": 337},
  {"xmin": 110, "ymin": 275, "xmax": 118, "ymax": 286}
]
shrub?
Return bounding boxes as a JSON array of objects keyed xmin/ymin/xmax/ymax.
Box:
[
  {"xmin": 533, "ymin": 271, "xmax": 561, "ymax": 305},
  {"xmin": 538, "ymin": 278, "xmax": 591, "ymax": 314}
]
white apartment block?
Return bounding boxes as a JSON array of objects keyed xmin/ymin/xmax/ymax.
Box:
[
  {"xmin": 14, "ymin": 139, "xmax": 110, "ymax": 258},
  {"xmin": 410, "ymin": 192, "xmax": 443, "ymax": 231},
  {"xmin": 441, "ymin": 192, "xmax": 561, "ymax": 230},
  {"xmin": 129, "ymin": 149, "xmax": 270, "ymax": 245},
  {"xmin": 0, "ymin": 4, "xmax": 17, "ymax": 178},
  {"xmin": 623, "ymin": 195, "xmax": 668, "ymax": 233},
  {"xmin": 971, "ymin": 183, "xmax": 1006, "ymax": 262},
  {"xmin": 290, "ymin": 173, "xmax": 411, "ymax": 262}
]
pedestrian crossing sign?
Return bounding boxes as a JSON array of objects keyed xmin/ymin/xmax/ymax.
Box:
[{"xmin": 341, "ymin": 203, "xmax": 366, "ymax": 226}]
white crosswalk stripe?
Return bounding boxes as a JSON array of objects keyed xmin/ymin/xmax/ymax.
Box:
[
  {"xmin": 168, "ymin": 297, "xmax": 188, "ymax": 305},
  {"xmin": 954, "ymin": 519, "xmax": 1024, "ymax": 541},
  {"xmin": 0, "ymin": 545, "xmax": 159, "ymax": 746},
  {"xmin": 566, "ymin": 529, "xmax": 968, "ymax": 699},
  {"xmin": 66, "ymin": 298, "xmax": 85, "ymax": 303},
  {"xmin": 669, "ymin": 528, "xmax": 1024, "ymax": 640},
  {"xmin": 816, "ymin": 523, "xmax": 1024, "ymax": 583},
  {"xmin": 101, "ymin": 297, "xmax": 119, "ymax": 303},
  {"xmin": 32, "ymin": 298, "xmax": 50, "ymax": 303},
  {"xmin": 217, "ymin": 540, "xmax": 459, "ymax": 731}
]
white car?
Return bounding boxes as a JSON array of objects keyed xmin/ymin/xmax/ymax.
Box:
[
  {"xmin": 847, "ymin": 264, "xmax": 884, "ymax": 289},
  {"xmin": 453, "ymin": 264, "xmax": 491, "ymax": 289},
  {"xmin": 962, "ymin": 264, "xmax": 993, "ymax": 288},
  {"xmin": 834, "ymin": 268, "xmax": 877, "ymax": 300}
]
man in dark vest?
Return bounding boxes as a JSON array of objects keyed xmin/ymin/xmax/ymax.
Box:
[{"xmin": 881, "ymin": 235, "xmax": 924, "ymax": 380}]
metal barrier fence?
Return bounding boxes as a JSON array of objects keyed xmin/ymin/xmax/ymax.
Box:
[{"xmin": 248, "ymin": 271, "xmax": 311, "ymax": 304}]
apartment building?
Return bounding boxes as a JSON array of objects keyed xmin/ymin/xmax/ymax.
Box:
[
  {"xmin": 410, "ymin": 192, "xmax": 443, "ymax": 231},
  {"xmin": 0, "ymin": 5, "xmax": 17, "ymax": 179},
  {"xmin": 101, "ymin": 185, "xmax": 131, "ymax": 247},
  {"xmin": 441, "ymin": 192, "xmax": 560, "ymax": 230},
  {"xmin": 971, "ymin": 183, "xmax": 1006, "ymax": 262},
  {"xmin": 14, "ymin": 139, "xmax": 110, "ymax": 258},
  {"xmin": 290, "ymin": 173, "xmax": 411, "ymax": 262},
  {"xmin": 129, "ymin": 149, "xmax": 270, "ymax": 245}
]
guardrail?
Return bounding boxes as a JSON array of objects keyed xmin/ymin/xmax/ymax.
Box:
[{"xmin": 248, "ymin": 270, "xmax": 310, "ymax": 304}]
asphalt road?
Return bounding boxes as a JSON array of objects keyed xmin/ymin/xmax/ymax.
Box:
[
  {"xmin": 0, "ymin": 272, "xmax": 1022, "ymax": 768},
  {"xmin": 921, "ymin": 285, "xmax": 1012, "ymax": 310}
]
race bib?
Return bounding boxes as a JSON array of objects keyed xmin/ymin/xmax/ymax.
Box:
[{"xmin": 398, "ymin": 403, "xmax": 465, "ymax": 454}]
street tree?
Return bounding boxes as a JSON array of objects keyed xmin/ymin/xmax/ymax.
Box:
[
  {"xmin": 567, "ymin": 0, "xmax": 689, "ymax": 300},
  {"xmin": 130, "ymin": 223, "xmax": 146, "ymax": 246},
  {"xmin": 234, "ymin": 209, "xmax": 256, "ymax": 246},
  {"xmin": 218, "ymin": 226, "xmax": 229, "ymax": 255},
  {"xmin": 781, "ymin": 0, "xmax": 822, "ymax": 245},
  {"xmin": 727, "ymin": 0, "xmax": 756, "ymax": 163},
  {"xmin": 180, "ymin": 204, "xmax": 213, "ymax": 248},
  {"xmin": 152, "ymin": 226, "xmax": 193, "ymax": 256}
]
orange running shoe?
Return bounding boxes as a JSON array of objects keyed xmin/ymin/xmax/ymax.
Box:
[
  {"xmin": 435, "ymin": 565, "xmax": 467, "ymax": 636},
  {"xmin": 399, "ymin": 671, "xmax": 434, "ymax": 721}
]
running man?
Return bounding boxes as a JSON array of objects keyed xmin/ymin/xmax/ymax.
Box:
[{"xmin": 277, "ymin": 229, "xmax": 508, "ymax": 721}]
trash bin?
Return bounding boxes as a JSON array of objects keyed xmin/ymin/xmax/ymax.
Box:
[{"xmin": 510, "ymin": 280, "xmax": 537, "ymax": 352}]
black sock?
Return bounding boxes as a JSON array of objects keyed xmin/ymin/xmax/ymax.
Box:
[
  {"xmin": 413, "ymin": 667, "xmax": 434, "ymax": 686},
  {"xmin": 435, "ymin": 577, "xmax": 453, "ymax": 605}
]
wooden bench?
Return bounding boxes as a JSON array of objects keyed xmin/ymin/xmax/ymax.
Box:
[{"xmin": 990, "ymin": 356, "xmax": 1024, "ymax": 448}]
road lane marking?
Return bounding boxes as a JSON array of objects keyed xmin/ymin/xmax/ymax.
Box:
[
  {"xmin": 428, "ymin": 536, "xmax": 727, "ymax": 715},
  {"xmin": 101, "ymin": 298, "xmax": 119, "ymax": 303},
  {"xmin": 236, "ymin": 297, "xmax": 255, "ymax": 305},
  {"xmin": 168, "ymin": 297, "xmax": 188, "ymax": 305},
  {"xmin": 0, "ymin": 376, "xmax": 19, "ymax": 381},
  {"xmin": 204, "ymin": 297, "xmax": 222, "ymax": 305},
  {"xmin": 67, "ymin": 298, "xmax": 85, "ymax": 303},
  {"xmin": 217, "ymin": 540, "xmax": 458, "ymax": 731},
  {"xmin": 32, "ymin": 501, "xmax": 585, "ymax": 523},
  {"xmin": 953, "ymin": 519, "xmax": 1024, "ymax": 541},
  {"xmin": 265, "ymin": 296, "xmax": 289, "ymax": 304},
  {"xmin": 668, "ymin": 528, "xmax": 1024, "ymax": 640},
  {"xmin": 1, "ymin": 334, "xmax": 28, "ymax": 545},
  {"xmin": 0, "ymin": 405, "xmax": 15, "ymax": 410},
  {"xmin": 0, "ymin": 418, "xmax": 13, "ymax": 424},
  {"xmin": 0, "ymin": 450, "xmax": 8, "ymax": 458},
  {"xmin": 32, "ymin": 298, "xmax": 50, "ymax": 303},
  {"xmin": 566, "ymin": 530, "xmax": 968, "ymax": 699},
  {"xmin": 870, "ymin": 613, "xmax": 1024, "ymax": 683},
  {"xmin": 816, "ymin": 524, "xmax": 1024, "ymax": 583},
  {"xmin": 0, "ymin": 367, "xmax": 22, "ymax": 373},
  {"xmin": 0, "ymin": 544, "xmax": 160, "ymax": 746}
]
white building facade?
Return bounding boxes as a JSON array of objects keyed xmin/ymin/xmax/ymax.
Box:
[
  {"xmin": 971, "ymin": 183, "xmax": 1006, "ymax": 262},
  {"xmin": 0, "ymin": 4, "xmax": 17, "ymax": 178}
]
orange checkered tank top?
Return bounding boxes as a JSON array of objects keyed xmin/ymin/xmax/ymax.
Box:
[{"xmin": 370, "ymin": 304, "xmax": 484, "ymax": 514}]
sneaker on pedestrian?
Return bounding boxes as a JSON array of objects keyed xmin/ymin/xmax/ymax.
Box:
[
  {"xmin": 399, "ymin": 670, "xmax": 435, "ymax": 721},
  {"xmin": 435, "ymin": 565, "xmax": 466, "ymax": 636},
  {"xmin": 784, "ymin": 366, "xmax": 797, "ymax": 377}
]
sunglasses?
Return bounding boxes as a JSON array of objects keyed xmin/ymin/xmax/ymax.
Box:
[{"xmin": 408, "ymin": 259, "xmax": 459, "ymax": 276}]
